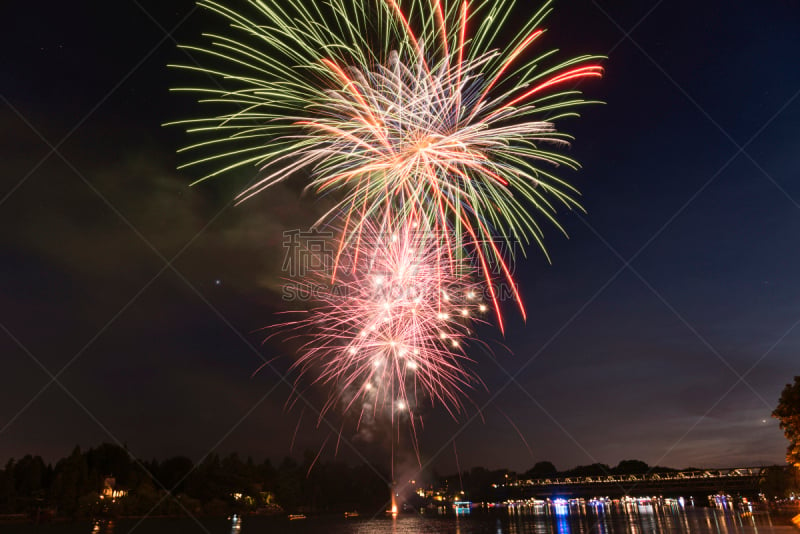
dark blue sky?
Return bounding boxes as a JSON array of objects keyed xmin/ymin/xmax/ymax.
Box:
[{"xmin": 1, "ymin": 0, "xmax": 798, "ymax": 475}]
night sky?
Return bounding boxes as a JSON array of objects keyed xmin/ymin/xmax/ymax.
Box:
[{"xmin": 2, "ymin": 1, "xmax": 799, "ymax": 476}]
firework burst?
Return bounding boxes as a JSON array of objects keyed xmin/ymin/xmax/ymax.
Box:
[
  {"xmin": 271, "ymin": 220, "xmax": 489, "ymax": 441},
  {"xmin": 169, "ymin": 0, "xmax": 603, "ymax": 328}
]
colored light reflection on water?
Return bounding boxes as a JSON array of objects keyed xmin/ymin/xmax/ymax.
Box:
[{"xmin": 53, "ymin": 502, "xmax": 800, "ymax": 534}]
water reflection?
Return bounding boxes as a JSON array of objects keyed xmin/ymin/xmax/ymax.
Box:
[
  {"xmin": 555, "ymin": 511, "xmax": 570, "ymax": 534},
  {"xmin": 90, "ymin": 519, "xmax": 114, "ymax": 533},
  {"xmin": 82, "ymin": 504, "xmax": 795, "ymax": 534},
  {"xmin": 490, "ymin": 499, "xmax": 792, "ymax": 534},
  {"xmin": 230, "ymin": 513, "xmax": 242, "ymax": 533}
]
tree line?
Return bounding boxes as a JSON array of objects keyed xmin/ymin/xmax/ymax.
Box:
[{"xmin": 0, "ymin": 444, "xmax": 388, "ymax": 519}]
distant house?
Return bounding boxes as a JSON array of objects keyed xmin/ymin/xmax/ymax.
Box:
[{"xmin": 101, "ymin": 477, "xmax": 127, "ymax": 501}]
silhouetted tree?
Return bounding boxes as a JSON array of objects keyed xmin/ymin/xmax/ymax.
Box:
[
  {"xmin": 185, "ymin": 454, "xmax": 222, "ymax": 503},
  {"xmin": 157, "ymin": 456, "xmax": 194, "ymax": 494},
  {"xmin": 275, "ymin": 457, "xmax": 302, "ymax": 510},
  {"xmin": 614, "ymin": 460, "xmax": 650, "ymax": 474},
  {"xmin": 525, "ymin": 461, "xmax": 557, "ymax": 478},
  {"xmin": 0, "ymin": 459, "xmax": 16, "ymax": 513},
  {"xmin": 563, "ymin": 463, "xmax": 611, "ymax": 477},
  {"xmin": 85, "ymin": 443, "xmax": 133, "ymax": 488},
  {"xmin": 13, "ymin": 455, "xmax": 47, "ymax": 501},
  {"xmin": 50, "ymin": 446, "xmax": 90, "ymax": 517},
  {"xmin": 773, "ymin": 376, "xmax": 800, "ymax": 466},
  {"xmin": 258, "ymin": 459, "xmax": 277, "ymax": 491}
]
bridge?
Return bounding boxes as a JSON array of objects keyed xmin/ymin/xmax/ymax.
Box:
[{"xmin": 503, "ymin": 467, "xmax": 786, "ymax": 499}]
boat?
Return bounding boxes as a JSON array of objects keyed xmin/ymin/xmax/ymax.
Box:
[
  {"xmin": 453, "ymin": 501, "xmax": 472, "ymax": 515},
  {"xmin": 344, "ymin": 511, "xmax": 360, "ymax": 518},
  {"xmin": 288, "ymin": 514, "xmax": 307, "ymax": 520}
]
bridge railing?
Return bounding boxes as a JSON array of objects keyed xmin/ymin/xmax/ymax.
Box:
[{"xmin": 512, "ymin": 467, "xmax": 780, "ymax": 487}]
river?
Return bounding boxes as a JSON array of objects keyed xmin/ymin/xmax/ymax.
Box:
[{"xmin": 5, "ymin": 502, "xmax": 798, "ymax": 534}]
